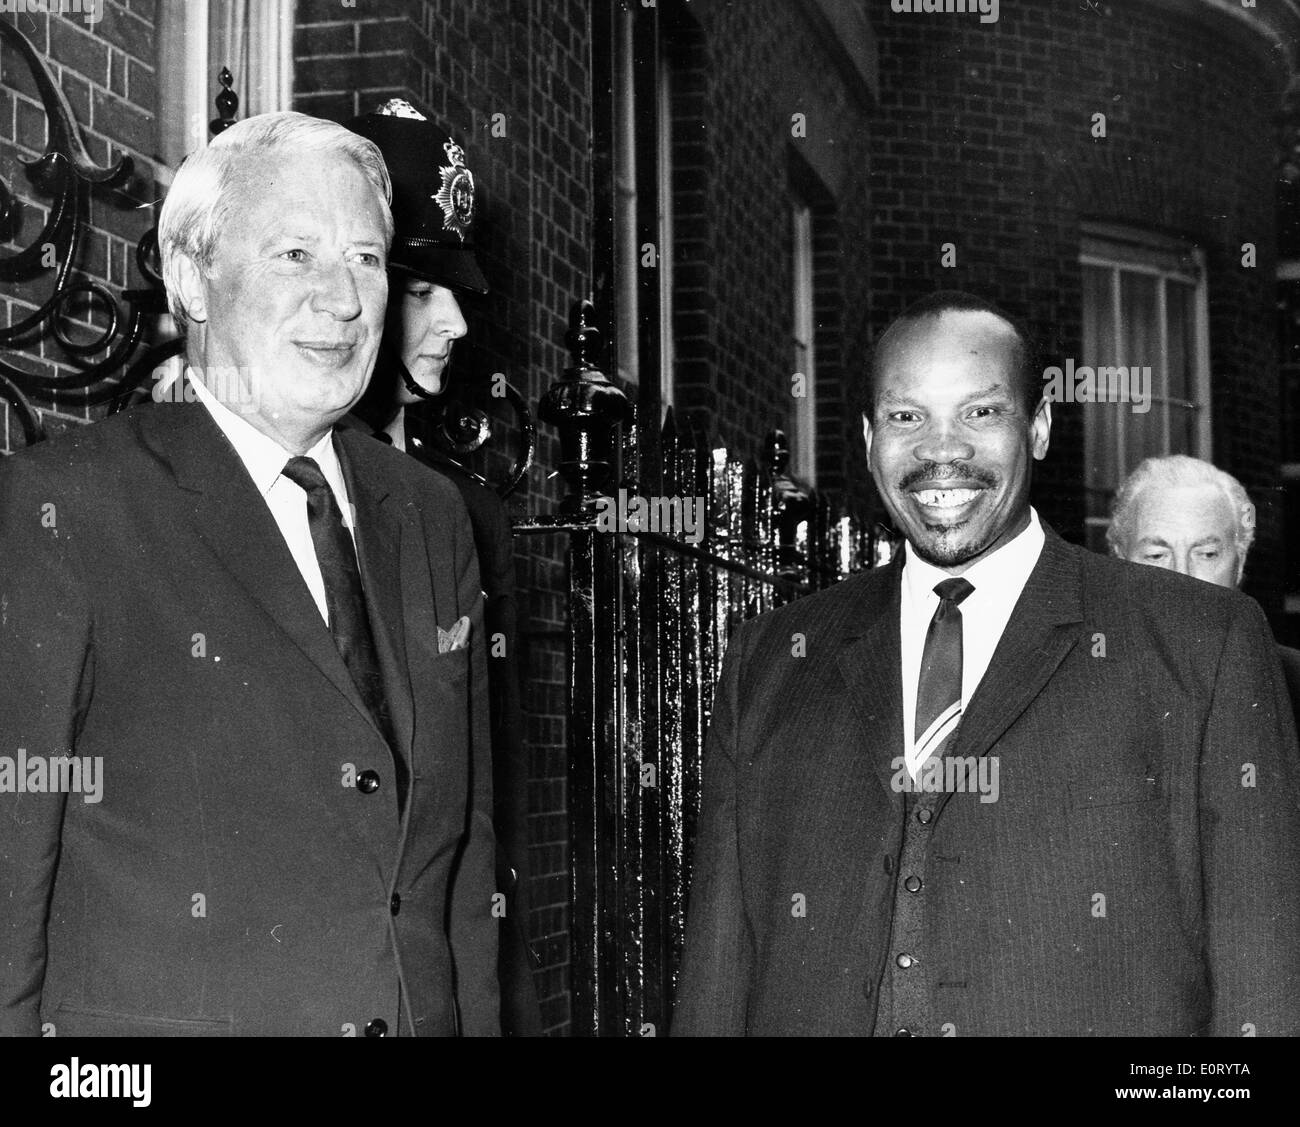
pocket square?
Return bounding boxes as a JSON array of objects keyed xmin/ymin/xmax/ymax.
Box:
[{"xmin": 437, "ymin": 615, "xmax": 471, "ymax": 653}]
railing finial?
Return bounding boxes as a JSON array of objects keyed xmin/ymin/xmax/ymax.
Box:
[{"xmin": 210, "ymin": 67, "xmax": 239, "ymax": 138}]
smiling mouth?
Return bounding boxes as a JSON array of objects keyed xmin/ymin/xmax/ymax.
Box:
[
  {"xmin": 294, "ymin": 341, "xmax": 358, "ymax": 366},
  {"xmin": 911, "ymin": 487, "xmax": 983, "ymax": 510}
]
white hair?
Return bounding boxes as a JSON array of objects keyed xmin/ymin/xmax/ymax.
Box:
[
  {"xmin": 157, "ymin": 111, "xmax": 393, "ymax": 328},
  {"xmin": 1107, "ymin": 454, "xmax": 1257, "ymax": 572}
]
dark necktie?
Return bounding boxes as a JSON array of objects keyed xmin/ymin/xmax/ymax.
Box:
[
  {"xmin": 914, "ymin": 577, "xmax": 975, "ymax": 768},
  {"xmin": 281, "ymin": 455, "xmax": 407, "ymax": 810}
]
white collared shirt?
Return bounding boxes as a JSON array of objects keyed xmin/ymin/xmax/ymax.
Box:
[
  {"xmin": 899, "ymin": 508, "xmax": 1045, "ymax": 777},
  {"xmin": 188, "ymin": 371, "xmax": 356, "ymax": 625}
]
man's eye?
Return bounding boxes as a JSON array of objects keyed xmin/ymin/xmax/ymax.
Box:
[
  {"xmin": 888, "ymin": 411, "xmax": 920, "ymax": 424},
  {"xmin": 969, "ymin": 405, "xmax": 1000, "ymax": 418},
  {"xmin": 1197, "ymin": 550, "xmax": 1220, "ymax": 560},
  {"xmin": 406, "ymin": 287, "xmax": 433, "ymax": 300},
  {"xmin": 280, "ymin": 248, "xmax": 307, "ymax": 263},
  {"xmin": 355, "ymin": 252, "xmax": 383, "ymax": 267}
]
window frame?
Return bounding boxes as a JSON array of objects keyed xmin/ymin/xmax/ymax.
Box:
[{"xmin": 1079, "ymin": 225, "xmax": 1212, "ymax": 545}]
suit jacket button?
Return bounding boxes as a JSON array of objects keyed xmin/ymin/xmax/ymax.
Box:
[
  {"xmin": 390, "ymin": 893, "xmax": 401, "ymax": 915},
  {"xmin": 896, "ymin": 953, "xmax": 915, "ymax": 969},
  {"xmin": 365, "ymin": 1018, "xmax": 388, "ymax": 1037},
  {"xmin": 904, "ymin": 875, "xmax": 922, "ymax": 893},
  {"xmin": 917, "ymin": 808, "xmax": 933, "ymax": 825},
  {"xmin": 895, "ymin": 1027, "xmax": 912, "ymax": 1037},
  {"xmin": 357, "ymin": 770, "xmax": 381, "ymax": 794}
]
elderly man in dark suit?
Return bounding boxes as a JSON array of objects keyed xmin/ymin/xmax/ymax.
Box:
[
  {"xmin": 0, "ymin": 111, "xmax": 498, "ymax": 1036},
  {"xmin": 673, "ymin": 291, "xmax": 1300, "ymax": 1037},
  {"xmin": 1105, "ymin": 453, "xmax": 1300, "ymax": 722}
]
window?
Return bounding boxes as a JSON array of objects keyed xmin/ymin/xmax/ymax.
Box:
[
  {"xmin": 790, "ymin": 201, "xmax": 816, "ymax": 485},
  {"xmin": 155, "ymin": 0, "xmax": 295, "ymax": 174},
  {"xmin": 1080, "ymin": 225, "xmax": 1211, "ymax": 552}
]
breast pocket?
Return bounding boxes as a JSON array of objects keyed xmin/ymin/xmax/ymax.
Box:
[{"xmin": 428, "ymin": 646, "xmax": 470, "ymax": 680}]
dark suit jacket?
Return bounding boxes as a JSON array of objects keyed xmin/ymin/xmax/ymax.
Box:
[
  {"xmin": 0, "ymin": 399, "xmax": 499, "ymax": 1036},
  {"xmin": 673, "ymin": 526, "xmax": 1300, "ymax": 1036},
  {"xmin": 1277, "ymin": 645, "xmax": 1300, "ymax": 729},
  {"xmin": 341, "ymin": 402, "xmax": 543, "ymax": 1036}
]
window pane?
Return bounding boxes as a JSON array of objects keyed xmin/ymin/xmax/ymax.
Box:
[
  {"xmin": 1119, "ymin": 272, "xmax": 1159, "ymax": 380},
  {"xmin": 1082, "ymin": 265, "xmax": 1117, "ymax": 520},
  {"xmin": 1169, "ymin": 404, "xmax": 1198, "ymax": 456},
  {"xmin": 1166, "ymin": 280, "xmax": 1196, "ymax": 407},
  {"xmin": 1120, "ymin": 272, "xmax": 1160, "ymax": 469},
  {"xmin": 1082, "ymin": 265, "xmax": 1116, "ymax": 362},
  {"xmin": 1125, "ymin": 393, "xmax": 1153, "ymax": 469}
]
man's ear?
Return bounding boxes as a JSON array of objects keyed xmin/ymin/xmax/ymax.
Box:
[
  {"xmin": 173, "ymin": 254, "xmax": 209, "ymax": 324},
  {"xmin": 1031, "ymin": 397, "xmax": 1051, "ymax": 461},
  {"xmin": 862, "ymin": 412, "xmax": 874, "ymax": 464}
]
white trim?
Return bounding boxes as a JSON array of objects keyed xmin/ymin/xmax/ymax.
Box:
[
  {"xmin": 657, "ymin": 49, "xmax": 674, "ymax": 413},
  {"xmin": 613, "ymin": 6, "xmax": 639, "ymax": 387},
  {"xmin": 791, "ymin": 202, "xmax": 816, "ymax": 485}
]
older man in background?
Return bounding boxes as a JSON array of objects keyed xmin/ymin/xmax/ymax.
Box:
[
  {"xmin": 1107, "ymin": 454, "xmax": 1300, "ymax": 718},
  {"xmin": 0, "ymin": 112, "xmax": 498, "ymax": 1036}
]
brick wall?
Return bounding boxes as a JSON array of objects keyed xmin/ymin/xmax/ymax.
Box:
[
  {"xmin": 866, "ymin": 0, "xmax": 1288, "ymax": 614},
  {"xmin": 1, "ymin": 0, "xmax": 160, "ymax": 451},
  {"xmin": 668, "ymin": 0, "xmax": 875, "ymax": 514},
  {"xmin": 294, "ymin": 0, "xmax": 592, "ymax": 1035}
]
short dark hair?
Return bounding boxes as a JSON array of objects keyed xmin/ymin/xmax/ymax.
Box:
[{"xmin": 862, "ymin": 290, "xmax": 1041, "ymax": 420}]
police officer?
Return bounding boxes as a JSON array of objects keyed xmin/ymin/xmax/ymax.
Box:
[{"xmin": 343, "ymin": 99, "xmax": 542, "ymax": 1037}]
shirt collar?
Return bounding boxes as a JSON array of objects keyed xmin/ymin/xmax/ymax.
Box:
[
  {"xmin": 189, "ymin": 369, "xmax": 339, "ymax": 496},
  {"xmin": 902, "ymin": 507, "xmax": 1045, "ymax": 610}
]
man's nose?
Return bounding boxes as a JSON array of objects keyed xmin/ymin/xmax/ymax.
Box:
[
  {"xmin": 914, "ymin": 419, "xmax": 976, "ymax": 463},
  {"xmin": 311, "ymin": 259, "xmax": 363, "ymax": 320},
  {"xmin": 431, "ymin": 288, "xmax": 467, "ymax": 339}
]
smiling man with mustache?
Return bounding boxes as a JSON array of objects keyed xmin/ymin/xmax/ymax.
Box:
[
  {"xmin": 0, "ymin": 112, "xmax": 500, "ymax": 1036},
  {"xmin": 673, "ymin": 290, "xmax": 1300, "ymax": 1037}
]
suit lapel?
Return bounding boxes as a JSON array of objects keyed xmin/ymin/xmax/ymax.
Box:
[
  {"xmin": 836, "ymin": 553, "xmax": 907, "ymax": 806},
  {"xmin": 948, "ymin": 525, "xmax": 1085, "ymax": 766},
  {"xmin": 148, "ymin": 400, "xmax": 384, "ymax": 737},
  {"xmin": 336, "ymin": 431, "xmax": 416, "ymax": 762}
]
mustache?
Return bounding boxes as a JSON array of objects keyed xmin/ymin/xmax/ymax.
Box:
[{"xmin": 897, "ymin": 463, "xmax": 999, "ymax": 491}]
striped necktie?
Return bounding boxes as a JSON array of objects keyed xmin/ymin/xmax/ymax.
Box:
[{"xmin": 913, "ymin": 577, "xmax": 975, "ymax": 771}]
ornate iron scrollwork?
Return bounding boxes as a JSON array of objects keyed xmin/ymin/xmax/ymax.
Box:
[{"xmin": 0, "ymin": 20, "xmax": 176, "ymax": 444}]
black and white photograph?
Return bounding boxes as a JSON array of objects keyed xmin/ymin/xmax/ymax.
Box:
[{"xmin": 1, "ymin": 0, "xmax": 1296, "ymax": 1108}]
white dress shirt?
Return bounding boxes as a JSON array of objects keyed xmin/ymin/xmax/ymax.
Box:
[
  {"xmin": 188, "ymin": 372, "xmax": 356, "ymax": 625},
  {"xmin": 899, "ymin": 507, "xmax": 1045, "ymax": 777}
]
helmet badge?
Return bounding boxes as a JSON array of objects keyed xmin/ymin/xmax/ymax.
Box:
[{"xmin": 434, "ymin": 141, "xmax": 475, "ymax": 242}]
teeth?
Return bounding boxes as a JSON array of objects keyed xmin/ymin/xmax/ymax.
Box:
[{"xmin": 914, "ymin": 488, "xmax": 979, "ymax": 508}]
